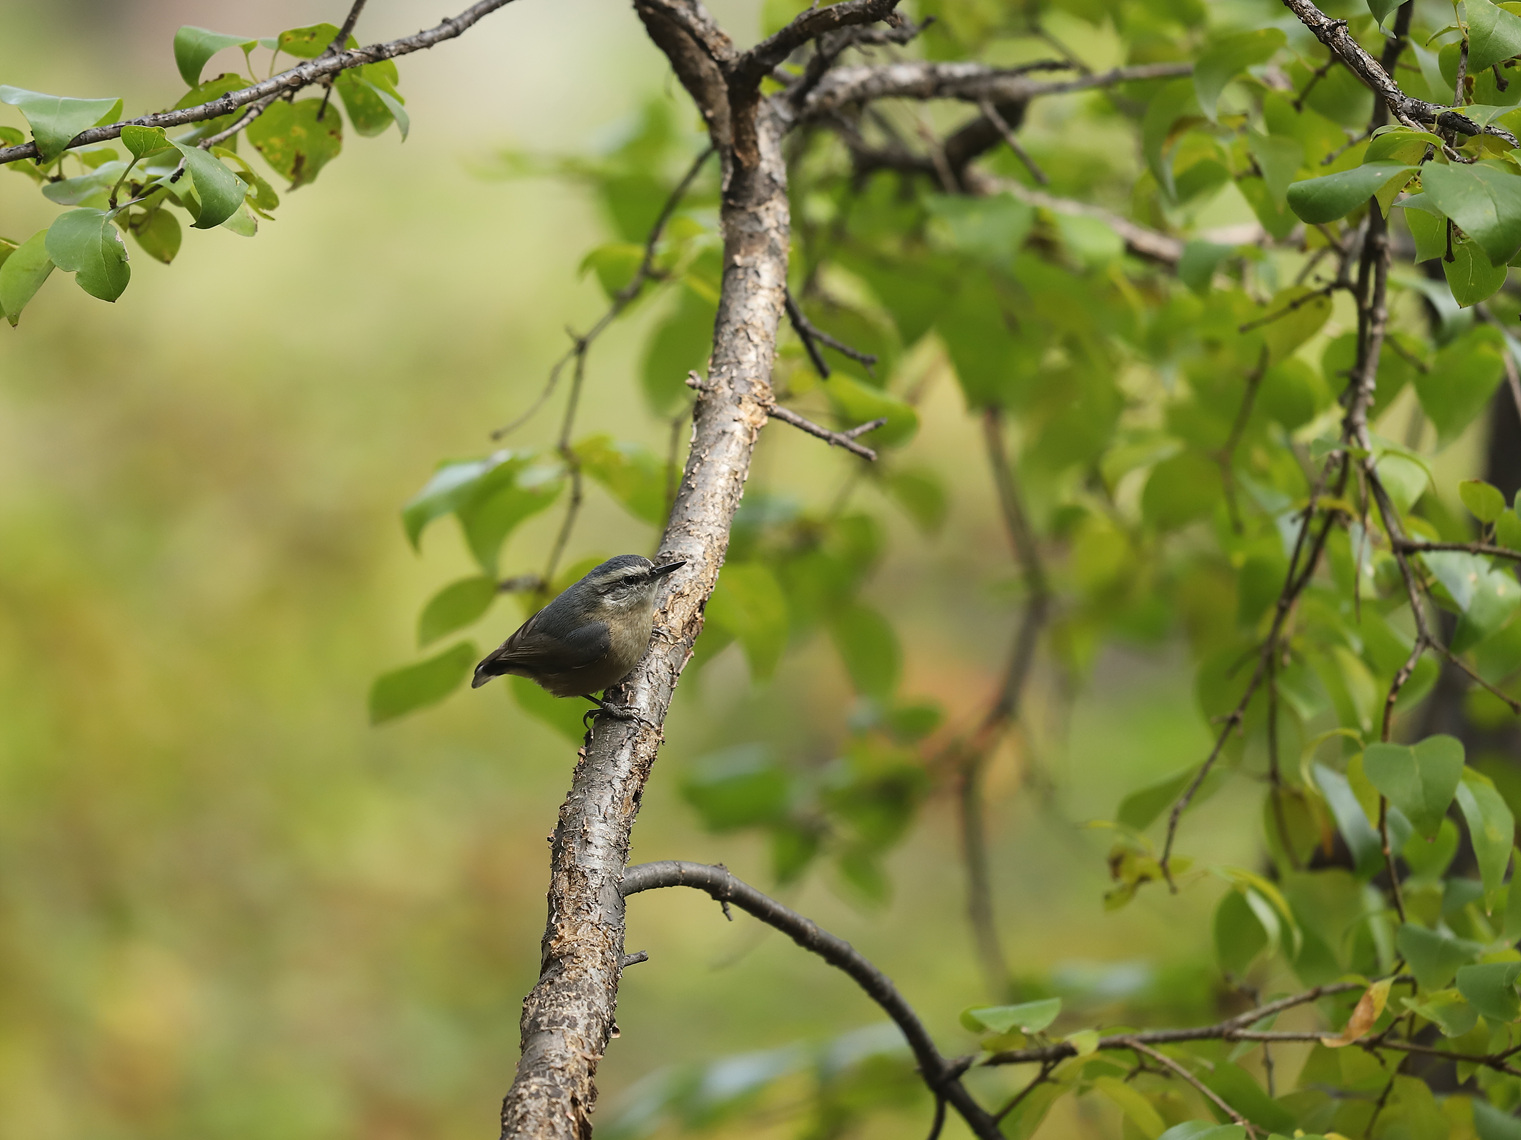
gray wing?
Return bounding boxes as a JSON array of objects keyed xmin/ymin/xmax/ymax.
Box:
[{"xmin": 472, "ymin": 613, "xmax": 611, "ymax": 688}]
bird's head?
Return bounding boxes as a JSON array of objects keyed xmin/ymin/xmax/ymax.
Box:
[{"xmin": 580, "ymin": 554, "xmax": 685, "ymax": 611}]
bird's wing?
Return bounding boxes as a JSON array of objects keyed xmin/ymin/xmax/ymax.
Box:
[{"xmin": 473, "ymin": 616, "xmax": 611, "ymax": 687}]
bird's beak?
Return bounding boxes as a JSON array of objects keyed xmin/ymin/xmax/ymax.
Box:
[{"xmin": 650, "ymin": 560, "xmax": 685, "ymax": 578}]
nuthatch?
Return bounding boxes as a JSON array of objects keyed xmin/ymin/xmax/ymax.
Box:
[{"xmin": 472, "ymin": 554, "xmax": 685, "ymax": 719}]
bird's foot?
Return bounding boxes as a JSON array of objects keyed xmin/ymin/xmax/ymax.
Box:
[{"xmin": 583, "ymin": 697, "xmax": 658, "ymax": 731}]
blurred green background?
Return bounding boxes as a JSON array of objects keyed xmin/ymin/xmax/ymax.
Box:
[{"xmin": 0, "ymin": 3, "xmax": 1277, "ymax": 1137}]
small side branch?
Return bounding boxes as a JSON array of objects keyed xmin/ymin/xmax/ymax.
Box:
[
  {"xmin": 492, "ymin": 145, "xmax": 715, "ymax": 439},
  {"xmin": 621, "ymin": 861, "xmax": 1007, "ymax": 1140},
  {"xmin": 766, "ymin": 401, "xmax": 885, "ymax": 460},
  {"xmin": 1119, "ymin": 1039, "xmax": 1258, "ymax": 1137},
  {"xmin": 784, "ymin": 290, "xmax": 881, "ymax": 378}
]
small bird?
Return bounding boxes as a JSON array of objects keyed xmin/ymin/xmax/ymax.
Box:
[{"xmin": 471, "ymin": 554, "xmax": 685, "ymax": 720}]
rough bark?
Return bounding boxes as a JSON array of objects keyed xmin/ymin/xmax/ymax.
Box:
[{"xmin": 496, "ymin": 95, "xmax": 792, "ymax": 1140}]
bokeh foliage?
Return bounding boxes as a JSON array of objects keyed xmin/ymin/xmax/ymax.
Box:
[{"xmin": 10, "ymin": 0, "xmax": 1521, "ymax": 1138}]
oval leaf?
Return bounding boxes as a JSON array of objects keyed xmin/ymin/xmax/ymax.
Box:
[
  {"xmin": 44, "ymin": 209, "xmax": 130, "ymax": 301},
  {"xmin": 369, "ymin": 640, "xmax": 477, "ymax": 724}
]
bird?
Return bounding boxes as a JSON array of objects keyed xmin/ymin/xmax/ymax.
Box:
[{"xmin": 471, "ymin": 554, "xmax": 685, "ymax": 721}]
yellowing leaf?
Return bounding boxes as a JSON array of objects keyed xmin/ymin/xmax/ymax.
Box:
[{"xmin": 1321, "ymin": 978, "xmax": 1391, "ymax": 1047}]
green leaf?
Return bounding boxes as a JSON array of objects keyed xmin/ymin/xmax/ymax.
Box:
[
  {"xmin": 1463, "ymin": 480, "xmax": 1509, "ymax": 524},
  {"xmin": 1366, "ymin": 0, "xmax": 1404, "ymax": 26},
  {"xmin": 1508, "ymin": 849, "xmax": 1521, "ymax": 940},
  {"xmin": 575, "ymin": 436, "xmax": 671, "ymax": 526},
  {"xmin": 1201, "ymin": 1061, "xmax": 1297, "ymax": 1133},
  {"xmin": 1362, "ymin": 735, "xmax": 1465, "ymax": 839},
  {"xmin": 507, "ymin": 674, "xmax": 586, "ymax": 742},
  {"xmin": 401, "ymin": 453, "xmax": 506, "ymax": 549},
  {"xmin": 368, "ymin": 640, "xmax": 476, "ymax": 724},
  {"xmin": 1119, "ymin": 766, "xmax": 1222, "ymax": 831},
  {"xmin": 1178, "ymin": 240, "xmax": 1231, "ymax": 294},
  {"xmin": 1443, "ymin": 235, "xmax": 1509, "ymax": 308},
  {"xmin": 1194, "ymin": 29, "xmax": 1286, "ymax": 119},
  {"xmin": 706, "ymin": 563, "xmax": 789, "ymax": 680},
  {"xmin": 1142, "ymin": 450, "xmax": 1219, "ymax": 530},
  {"xmin": 1498, "ymin": 510, "xmax": 1521, "ymax": 551},
  {"xmin": 1401, "ymin": 987, "xmax": 1479, "ymax": 1036},
  {"xmin": 960, "ymin": 998, "xmax": 1061, "ymax": 1035},
  {"xmin": 1456, "ymin": 768, "xmax": 1516, "ymax": 908},
  {"xmin": 882, "ymin": 468, "xmax": 947, "ymax": 535},
  {"xmin": 120, "ymin": 124, "xmax": 171, "ymax": 159},
  {"xmin": 276, "ymin": 24, "xmax": 350, "ymax": 58},
  {"xmin": 1455, "ymin": 961, "xmax": 1521, "ymax": 1022},
  {"xmin": 1246, "ymin": 129, "xmax": 1303, "ymax": 210},
  {"xmin": 1423, "ymin": 161, "xmax": 1521, "ymax": 267},
  {"xmin": 455, "ymin": 458, "xmax": 564, "ymax": 575},
  {"xmin": 829, "ymin": 603, "xmax": 900, "ymax": 698},
  {"xmin": 418, "ymin": 576, "xmax": 497, "ymax": 646},
  {"xmin": 1416, "ymin": 325, "xmax": 1506, "ymax": 445},
  {"xmin": 172, "ymin": 26, "xmax": 256, "ymax": 86},
  {"xmin": 1215, "ymin": 888, "xmax": 1268, "ymax": 974},
  {"xmin": 1422, "ymin": 551, "xmax": 1521, "ymax": 651},
  {"xmin": 1403, "ymin": 815, "xmax": 1460, "ymax": 878},
  {"xmin": 335, "ymin": 68, "xmax": 404, "ymax": 138},
  {"xmin": 924, "ymin": 193, "xmax": 1033, "ymax": 265},
  {"xmin": 246, "ymin": 98, "xmax": 343, "ymax": 188},
  {"xmin": 1468, "ymin": 0, "xmax": 1521, "ymax": 71},
  {"xmin": 170, "ymin": 142, "xmax": 248, "ymax": 229},
  {"xmin": 680, "ymin": 744, "xmax": 792, "ymax": 831},
  {"xmin": 0, "ymin": 86, "xmax": 122, "ymax": 163},
  {"xmin": 1403, "ymin": 196, "xmax": 1449, "ymax": 262},
  {"xmin": 1092, "ymin": 1076, "xmax": 1166, "ymax": 1140},
  {"xmin": 1286, "ymin": 162, "xmax": 1417, "ymax": 224},
  {"xmin": 45, "ymin": 209, "xmax": 129, "ymax": 302},
  {"xmin": 1475, "ymin": 1099, "xmax": 1521, "ymax": 1140},
  {"xmin": 1261, "ymin": 285, "xmax": 1332, "ymax": 363},
  {"xmin": 1396, "ymin": 923, "xmax": 1482, "ymax": 990},
  {"xmin": 127, "ymin": 207, "xmax": 182, "ymax": 264},
  {"xmin": 0, "ymin": 229, "xmax": 55, "ymax": 326},
  {"xmin": 823, "ymin": 374, "xmax": 918, "ymax": 448},
  {"xmin": 641, "ymin": 282, "xmax": 714, "ymax": 413}
]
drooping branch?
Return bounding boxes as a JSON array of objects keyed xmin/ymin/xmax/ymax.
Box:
[
  {"xmin": 0, "ymin": 0, "xmax": 522, "ymax": 166},
  {"xmin": 620, "ymin": 861, "xmax": 1007, "ymax": 1140}
]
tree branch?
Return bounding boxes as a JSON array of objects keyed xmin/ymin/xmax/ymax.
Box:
[
  {"xmin": 1279, "ymin": 0, "xmax": 1520, "ymax": 146},
  {"xmin": 0, "ymin": 0, "xmax": 522, "ymax": 167},
  {"xmin": 799, "ymin": 60, "xmax": 1192, "ymax": 120},
  {"xmin": 735, "ymin": 0, "xmax": 903, "ymax": 93},
  {"xmin": 765, "ymin": 401, "xmax": 885, "ymax": 460},
  {"xmin": 621, "ymin": 860, "xmax": 1007, "ymax": 1140}
]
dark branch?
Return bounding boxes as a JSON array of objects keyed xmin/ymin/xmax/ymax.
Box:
[
  {"xmin": 784, "ymin": 291, "xmax": 880, "ymax": 379},
  {"xmin": 0, "ymin": 0, "xmax": 522, "ymax": 166},
  {"xmin": 736, "ymin": 0, "xmax": 902, "ymax": 93},
  {"xmin": 325, "ymin": 0, "xmax": 370, "ymax": 55},
  {"xmin": 621, "ymin": 860, "xmax": 1007, "ymax": 1140}
]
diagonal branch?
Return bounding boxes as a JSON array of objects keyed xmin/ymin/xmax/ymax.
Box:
[
  {"xmin": 0, "ymin": 0, "xmax": 522, "ymax": 166},
  {"xmin": 765, "ymin": 401, "xmax": 885, "ymax": 460},
  {"xmin": 621, "ymin": 860, "xmax": 1006, "ymax": 1140},
  {"xmin": 1279, "ymin": 0, "xmax": 1520, "ymax": 146},
  {"xmin": 735, "ymin": 0, "xmax": 903, "ymax": 93},
  {"xmin": 1119, "ymin": 1039, "xmax": 1259, "ymax": 1137}
]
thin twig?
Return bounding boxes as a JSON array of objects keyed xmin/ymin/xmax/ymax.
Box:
[
  {"xmin": 199, "ymin": 92, "xmax": 280, "ymax": 150},
  {"xmin": 1118, "ymin": 1039, "xmax": 1259, "ymax": 1137},
  {"xmin": 491, "ymin": 145, "xmax": 715, "ymax": 439},
  {"xmin": 766, "ymin": 401, "xmax": 885, "ymax": 460},
  {"xmin": 976, "ymin": 97, "xmax": 1047, "ymax": 184},
  {"xmin": 326, "ymin": 0, "xmax": 371, "ymax": 55}
]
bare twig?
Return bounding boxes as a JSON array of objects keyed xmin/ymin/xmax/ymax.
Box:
[
  {"xmin": 491, "ymin": 145, "xmax": 715, "ymax": 439},
  {"xmin": 766, "ymin": 400, "xmax": 885, "ymax": 460},
  {"xmin": 1119, "ymin": 1039, "xmax": 1259, "ymax": 1137},
  {"xmin": 0, "ymin": 0, "xmax": 523, "ymax": 166},
  {"xmin": 784, "ymin": 291, "xmax": 880, "ymax": 378},
  {"xmin": 977, "ymin": 97, "xmax": 1047, "ymax": 184},
  {"xmin": 326, "ymin": 0, "xmax": 370, "ymax": 55},
  {"xmin": 621, "ymin": 861, "xmax": 1007, "ymax": 1140}
]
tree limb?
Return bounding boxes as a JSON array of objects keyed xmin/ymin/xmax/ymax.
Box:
[
  {"xmin": 620, "ymin": 860, "xmax": 1007, "ymax": 1140},
  {"xmin": 0, "ymin": 0, "xmax": 522, "ymax": 167},
  {"xmin": 766, "ymin": 403, "xmax": 885, "ymax": 460},
  {"xmin": 799, "ymin": 60, "xmax": 1192, "ymax": 120}
]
